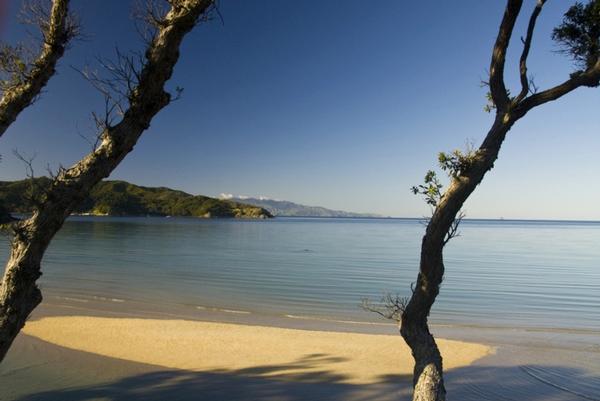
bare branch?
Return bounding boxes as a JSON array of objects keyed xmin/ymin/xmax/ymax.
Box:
[
  {"xmin": 362, "ymin": 293, "xmax": 409, "ymax": 322},
  {"xmin": 20, "ymin": 0, "xmax": 80, "ymax": 44},
  {"xmin": 443, "ymin": 210, "xmax": 465, "ymax": 246},
  {"xmin": 73, "ymin": 46, "xmax": 148, "ymax": 142},
  {"xmin": 12, "ymin": 149, "xmax": 45, "ymax": 209},
  {"xmin": 133, "ymin": 0, "xmax": 169, "ymax": 46},
  {"xmin": 513, "ymin": 1, "xmax": 600, "ymax": 114},
  {"xmin": 133, "ymin": 0, "xmax": 222, "ymax": 45},
  {"xmin": 0, "ymin": 0, "xmax": 79, "ymax": 138},
  {"xmin": 12, "ymin": 149, "xmax": 36, "ymax": 180},
  {"xmin": 76, "ymin": 121, "xmax": 102, "ymax": 152},
  {"xmin": 0, "ymin": 0, "xmax": 217, "ymax": 363},
  {"xmin": 514, "ymin": 0, "xmax": 547, "ymax": 104},
  {"xmin": 489, "ymin": 0, "xmax": 523, "ymax": 112},
  {"xmin": 528, "ymin": 75, "xmax": 539, "ymax": 94},
  {"xmin": 516, "ymin": 60, "xmax": 600, "ymax": 114}
]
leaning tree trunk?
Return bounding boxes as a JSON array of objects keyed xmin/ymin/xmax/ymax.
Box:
[
  {"xmin": 0, "ymin": 0, "xmax": 76, "ymax": 138},
  {"xmin": 400, "ymin": 115, "xmax": 513, "ymax": 401},
  {"xmin": 399, "ymin": 1, "xmax": 600, "ymax": 398},
  {"xmin": 0, "ymin": 0, "xmax": 215, "ymax": 362},
  {"xmin": 0, "ymin": 0, "xmax": 74, "ymax": 323}
]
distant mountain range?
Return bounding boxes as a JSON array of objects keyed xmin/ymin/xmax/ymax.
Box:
[
  {"xmin": 220, "ymin": 195, "xmax": 381, "ymax": 218},
  {"xmin": 0, "ymin": 179, "xmax": 272, "ymax": 219}
]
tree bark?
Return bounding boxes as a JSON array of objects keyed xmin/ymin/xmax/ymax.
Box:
[
  {"xmin": 0, "ymin": 0, "xmax": 214, "ymax": 363},
  {"xmin": 0, "ymin": 0, "xmax": 75, "ymax": 138},
  {"xmin": 400, "ymin": 115, "xmax": 513, "ymax": 401},
  {"xmin": 400, "ymin": 1, "xmax": 600, "ymax": 398}
]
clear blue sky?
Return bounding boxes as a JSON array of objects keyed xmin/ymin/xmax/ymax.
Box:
[{"xmin": 0, "ymin": 1, "xmax": 598, "ymax": 219}]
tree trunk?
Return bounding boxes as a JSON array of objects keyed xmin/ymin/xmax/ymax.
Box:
[
  {"xmin": 0, "ymin": 0, "xmax": 75, "ymax": 138},
  {"xmin": 401, "ymin": 115, "xmax": 513, "ymax": 401},
  {"xmin": 0, "ymin": 219, "xmax": 49, "ymax": 361},
  {"xmin": 399, "ymin": 1, "xmax": 600, "ymax": 397},
  {"xmin": 400, "ymin": 258, "xmax": 446, "ymax": 401},
  {"xmin": 0, "ymin": 0, "xmax": 214, "ymax": 363}
]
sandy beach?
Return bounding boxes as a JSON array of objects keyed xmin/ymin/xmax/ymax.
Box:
[
  {"xmin": 1, "ymin": 303, "xmax": 599, "ymax": 401},
  {"xmin": 20, "ymin": 316, "xmax": 491, "ymax": 385}
]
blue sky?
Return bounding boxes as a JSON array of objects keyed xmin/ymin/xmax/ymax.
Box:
[{"xmin": 0, "ymin": 1, "xmax": 599, "ymax": 219}]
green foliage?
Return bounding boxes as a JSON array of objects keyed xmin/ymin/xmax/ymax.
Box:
[
  {"xmin": 483, "ymin": 91, "xmax": 495, "ymax": 113},
  {"xmin": 483, "ymin": 89, "xmax": 511, "ymax": 113},
  {"xmin": 411, "ymin": 170, "xmax": 443, "ymax": 207},
  {"xmin": 411, "ymin": 145, "xmax": 478, "ymax": 207},
  {"xmin": 553, "ymin": 0, "xmax": 600, "ymax": 70},
  {"xmin": 0, "ymin": 179, "xmax": 272, "ymax": 219},
  {"xmin": 438, "ymin": 145, "xmax": 477, "ymax": 177}
]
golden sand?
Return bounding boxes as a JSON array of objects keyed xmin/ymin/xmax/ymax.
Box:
[{"xmin": 23, "ymin": 316, "xmax": 492, "ymax": 384}]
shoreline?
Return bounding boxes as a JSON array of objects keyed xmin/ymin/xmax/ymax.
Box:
[
  {"xmin": 40, "ymin": 292, "xmax": 600, "ymax": 340},
  {"xmin": 2, "ymin": 302, "xmax": 599, "ymax": 401}
]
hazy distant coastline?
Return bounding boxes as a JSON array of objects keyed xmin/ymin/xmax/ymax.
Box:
[{"xmin": 220, "ymin": 194, "xmax": 382, "ymax": 218}]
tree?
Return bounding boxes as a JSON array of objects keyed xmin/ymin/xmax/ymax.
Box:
[
  {"xmin": 0, "ymin": 0, "xmax": 216, "ymax": 362},
  {"xmin": 0, "ymin": 0, "xmax": 78, "ymax": 138},
  {"xmin": 0, "ymin": 0, "xmax": 77, "ymax": 224},
  {"xmin": 401, "ymin": 1, "xmax": 600, "ymax": 400}
]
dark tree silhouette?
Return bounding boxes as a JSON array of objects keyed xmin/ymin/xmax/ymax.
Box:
[
  {"xmin": 0, "ymin": 0, "xmax": 78, "ymax": 138},
  {"xmin": 0, "ymin": 0, "xmax": 77, "ymax": 223},
  {"xmin": 0, "ymin": 0, "xmax": 216, "ymax": 363},
  {"xmin": 401, "ymin": 1, "xmax": 600, "ymax": 400}
]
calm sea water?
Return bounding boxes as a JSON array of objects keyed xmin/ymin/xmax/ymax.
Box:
[{"xmin": 1, "ymin": 216, "xmax": 599, "ymax": 331}]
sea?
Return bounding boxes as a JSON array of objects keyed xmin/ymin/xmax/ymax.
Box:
[{"xmin": 1, "ymin": 216, "xmax": 598, "ymax": 332}]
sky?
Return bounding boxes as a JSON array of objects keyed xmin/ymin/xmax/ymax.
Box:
[{"xmin": 0, "ymin": 1, "xmax": 598, "ymax": 220}]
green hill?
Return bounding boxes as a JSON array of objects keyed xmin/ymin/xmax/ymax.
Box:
[{"xmin": 0, "ymin": 178, "xmax": 272, "ymax": 219}]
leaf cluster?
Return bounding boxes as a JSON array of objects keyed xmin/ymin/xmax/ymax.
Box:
[
  {"xmin": 438, "ymin": 146, "xmax": 477, "ymax": 177},
  {"xmin": 411, "ymin": 145, "xmax": 478, "ymax": 207},
  {"xmin": 553, "ymin": 0, "xmax": 600, "ymax": 70},
  {"xmin": 483, "ymin": 89, "xmax": 512, "ymax": 113},
  {"xmin": 411, "ymin": 170, "xmax": 443, "ymax": 207}
]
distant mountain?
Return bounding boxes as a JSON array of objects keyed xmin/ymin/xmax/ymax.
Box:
[
  {"xmin": 0, "ymin": 179, "xmax": 272, "ymax": 219},
  {"xmin": 221, "ymin": 195, "xmax": 381, "ymax": 218}
]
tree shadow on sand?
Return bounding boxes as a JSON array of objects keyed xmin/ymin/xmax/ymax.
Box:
[
  {"xmin": 13, "ymin": 361, "xmax": 600, "ymax": 401},
  {"xmin": 12, "ymin": 351, "xmax": 410, "ymax": 401}
]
